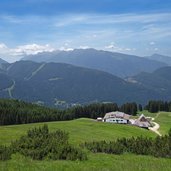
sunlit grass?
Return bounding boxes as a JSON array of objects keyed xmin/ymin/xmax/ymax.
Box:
[
  {"xmin": 0, "ymin": 118, "xmax": 155, "ymax": 146},
  {"xmin": 0, "ymin": 114, "xmax": 171, "ymax": 171}
]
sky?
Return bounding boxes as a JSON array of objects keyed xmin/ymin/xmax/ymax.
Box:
[{"xmin": 0, "ymin": 0, "xmax": 171, "ymax": 62}]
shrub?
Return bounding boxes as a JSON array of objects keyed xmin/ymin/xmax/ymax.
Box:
[
  {"xmin": 1, "ymin": 125, "xmax": 87, "ymax": 161},
  {"xmin": 84, "ymin": 129, "xmax": 171, "ymax": 158},
  {"xmin": 0, "ymin": 145, "xmax": 12, "ymax": 160}
]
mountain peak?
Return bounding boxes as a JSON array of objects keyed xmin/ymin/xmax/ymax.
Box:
[
  {"xmin": 0, "ymin": 58, "xmax": 8, "ymax": 64},
  {"xmin": 147, "ymin": 54, "xmax": 171, "ymax": 65},
  {"xmin": 22, "ymin": 49, "xmax": 166, "ymax": 78},
  {"xmin": 151, "ymin": 53, "xmax": 171, "ymax": 58}
]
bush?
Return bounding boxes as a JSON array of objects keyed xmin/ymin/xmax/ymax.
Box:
[
  {"xmin": 0, "ymin": 145, "xmax": 12, "ymax": 160},
  {"xmin": 84, "ymin": 129, "xmax": 171, "ymax": 158},
  {"xmin": 1, "ymin": 125, "xmax": 87, "ymax": 161}
]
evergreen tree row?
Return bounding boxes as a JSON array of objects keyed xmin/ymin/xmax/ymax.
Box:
[
  {"xmin": 0, "ymin": 99, "xmax": 138, "ymax": 125},
  {"xmin": 145, "ymin": 100, "xmax": 171, "ymax": 113},
  {"xmin": 0, "ymin": 99, "xmax": 66, "ymax": 125},
  {"xmin": 0, "ymin": 125, "xmax": 87, "ymax": 161},
  {"xmin": 84, "ymin": 129, "xmax": 171, "ymax": 158},
  {"xmin": 120, "ymin": 102, "xmax": 138, "ymax": 116}
]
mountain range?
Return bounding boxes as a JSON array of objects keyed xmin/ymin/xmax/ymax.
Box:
[
  {"xmin": 22, "ymin": 49, "xmax": 167, "ymax": 78},
  {"xmin": 0, "ymin": 58, "xmax": 8, "ymax": 71},
  {"xmin": 0, "ymin": 59, "xmax": 170, "ymax": 107},
  {"xmin": 146, "ymin": 54, "xmax": 171, "ymax": 66},
  {"xmin": 0, "ymin": 58, "xmax": 7, "ymax": 64},
  {"xmin": 127, "ymin": 66, "xmax": 171, "ymax": 98}
]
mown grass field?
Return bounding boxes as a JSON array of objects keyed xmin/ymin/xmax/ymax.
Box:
[{"xmin": 0, "ymin": 113, "xmax": 171, "ymax": 171}]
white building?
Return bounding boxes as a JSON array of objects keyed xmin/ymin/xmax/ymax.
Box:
[
  {"xmin": 103, "ymin": 111, "xmax": 130, "ymax": 124},
  {"xmin": 96, "ymin": 117, "xmax": 103, "ymax": 121}
]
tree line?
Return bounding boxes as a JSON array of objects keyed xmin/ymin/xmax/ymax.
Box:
[
  {"xmin": 84, "ymin": 129, "xmax": 171, "ymax": 158},
  {"xmin": 0, "ymin": 99, "xmax": 138, "ymax": 125},
  {"xmin": 145, "ymin": 100, "xmax": 171, "ymax": 113},
  {"xmin": 0, "ymin": 99, "xmax": 66, "ymax": 125},
  {"xmin": 0, "ymin": 125, "xmax": 87, "ymax": 161},
  {"xmin": 1, "ymin": 99, "xmax": 171, "ymax": 126}
]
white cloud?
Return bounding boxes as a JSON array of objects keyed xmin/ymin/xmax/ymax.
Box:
[
  {"xmin": 0, "ymin": 43, "xmax": 10, "ymax": 57},
  {"xmin": 105, "ymin": 42, "xmax": 116, "ymax": 49},
  {"xmin": 125, "ymin": 48, "xmax": 132, "ymax": 51},
  {"xmin": 0, "ymin": 12, "xmax": 171, "ymax": 59},
  {"xmin": 0, "ymin": 43, "xmax": 55, "ymax": 62},
  {"xmin": 14, "ymin": 44, "xmax": 55, "ymax": 55},
  {"xmin": 55, "ymin": 15, "xmax": 87, "ymax": 27},
  {"xmin": 105, "ymin": 43, "xmax": 121, "ymax": 51},
  {"xmin": 79, "ymin": 46, "xmax": 90, "ymax": 49},
  {"xmin": 150, "ymin": 41, "xmax": 155, "ymax": 45},
  {"xmin": 59, "ymin": 46, "xmax": 73, "ymax": 51},
  {"xmin": 105, "ymin": 42, "xmax": 136, "ymax": 53},
  {"xmin": 52, "ymin": 13, "xmax": 171, "ymax": 28},
  {"xmin": 0, "ymin": 15, "xmax": 24, "ymax": 24},
  {"xmin": 0, "ymin": 43, "xmax": 8, "ymax": 49},
  {"xmin": 105, "ymin": 42, "xmax": 123, "ymax": 51}
]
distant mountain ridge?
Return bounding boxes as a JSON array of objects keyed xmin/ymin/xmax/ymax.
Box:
[
  {"xmin": 0, "ymin": 61, "xmax": 170, "ymax": 107},
  {"xmin": 128, "ymin": 66, "xmax": 171, "ymax": 97},
  {"xmin": 0, "ymin": 58, "xmax": 8, "ymax": 71},
  {"xmin": 22, "ymin": 49, "xmax": 167, "ymax": 78},
  {"xmin": 146, "ymin": 54, "xmax": 171, "ymax": 66},
  {"xmin": 0, "ymin": 58, "xmax": 7, "ymax": 64}
]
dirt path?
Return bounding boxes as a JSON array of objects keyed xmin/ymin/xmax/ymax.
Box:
[
  {"xmin": 149, "ymin": 121, "xmax": 161, "ymax": 136},
  {"xmin": 155, "ymin": 112, "xmax": 160, "ymax": 119},
  {"xmin": 148, "ymin": 113, "xmax": 161, "ymax": 136}
]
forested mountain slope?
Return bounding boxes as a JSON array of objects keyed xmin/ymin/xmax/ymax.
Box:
[{"xmin": 22, "ymin": 49, "xmax": 167, "ymax": 78}]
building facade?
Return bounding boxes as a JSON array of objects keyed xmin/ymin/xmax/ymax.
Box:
[{"xmin": 103, "ymin": 111, "xmax": 130, "ymax": 124}]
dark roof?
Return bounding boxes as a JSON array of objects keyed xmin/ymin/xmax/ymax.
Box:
[
  {"xmin": 134, "ymin": 114, "xmax": 152, "ymax": 128},
  {"xmin": 134, "ymin": 120, "xmax": 151, "ymax": 128}
]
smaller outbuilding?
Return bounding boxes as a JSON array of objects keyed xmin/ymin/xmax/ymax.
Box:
[
  {"xmin": 133, "ymin": 114, "xmax": 152, "ymax": 129},
  {"xmin": 96, "ymin": 117, "xmax": 103, "ymax": 122}
]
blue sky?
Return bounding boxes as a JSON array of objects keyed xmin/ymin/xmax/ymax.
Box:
[{"xmin": 0, "ymin": 0, "xmax": 171, "ymax": 62}]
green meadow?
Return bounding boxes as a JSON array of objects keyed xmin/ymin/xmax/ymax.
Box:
[
  {"xmin": 0, "ymin": 112, "xmax": 171, "ymax": 171},
  {"xmin": 1, "ymin": 153, "xmax": 171, "ymax": 171},
  {"xmin": 138, "ymin": 110, "xmax": 171, "ymax": 135},
  {"xmin": 0, "ymin": 118, "xmax": 155, "ymax": 146},
  {"xmin": 154, "ymin": 112, "xmax": 171, "ymax": 135}
]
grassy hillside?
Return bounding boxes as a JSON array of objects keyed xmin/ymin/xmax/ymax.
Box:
[
  {"xmin": 0, "ymin": 118, "xmax": 155, "ymax": 146},
  {"xmin": 1, "ymin": 117, "xmax": 171, "ymax": 171},
  {"xmin": 155, "ymin": 112, "xmax": 171, "ymax": 134},
  {"xmin": 1, "ymin": 153, "xmax": 171, "ymax": 171}
]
